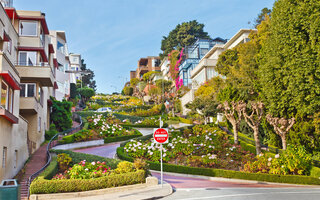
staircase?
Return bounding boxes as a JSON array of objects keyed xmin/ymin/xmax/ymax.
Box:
[{"xmin": 20, "ymin": 144, "xmax": 48, "ymax": 199}]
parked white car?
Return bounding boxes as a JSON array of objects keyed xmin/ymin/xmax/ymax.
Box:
[{"xmin": 96, "ymin": 107, "xmax": 112, "ymax": 112}]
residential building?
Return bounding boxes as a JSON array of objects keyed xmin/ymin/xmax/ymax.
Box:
[
  {"xmin": 0, "ymin": 2, "xmax": 28, "ymax": 181},
  {"xmin": 178, "ymin": 38, "xmax": 226, "ymax": 88},
  {"xmin": 180, "ymin": 29, "xmax": 255, "ymax": 115},
  {"xmin": 69, "ymin": 53, "xmax": 82, "ymax": 83},
  {"xmin": 133, "ymin": 56, "xmax": 160, "ymax": 80},
  {"xmin": 4, "ymin": 7, "xmax": 55, "ymax": 155},
  {"xmin": 50, "ymin": 30, "xmax": 70, "ymax": 100},
  {"xmin": 160, "ymin": 57, "xmax": 170, "ymax": 81},
  {"xmin": 130, "ymin": 71, "xmax": 136, "ymax": 80}
]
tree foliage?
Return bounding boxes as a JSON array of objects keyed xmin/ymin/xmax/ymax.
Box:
[
  {"xmin": 80, "ymin": 59, "xmax": 97, "ymax": 91},
  {"xmin": 123, "ymin": 86, "xmax": 134, "ymax": 96},
  {"xmin": 160, "ymin": 20, "xmax": 210, "ymax": 58},
  {"xmin": 50, "ymin": 97, "xmax": 72, "ymax": 131},
  {"xmin": 77, "ymin": 87, "xmax": 95, "ymax": 104},
  {"xmin": 259, "ymin": 0, "xmax": 320, "ymax": 119},
  {"xmin": 254, "ymin": 7, "xmax": 271, "ymax": 27}
]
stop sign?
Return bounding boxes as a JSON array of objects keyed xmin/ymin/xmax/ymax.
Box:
[{"xmin": 153, "ymin": 128, "xmax": 168, "ymax": 143}]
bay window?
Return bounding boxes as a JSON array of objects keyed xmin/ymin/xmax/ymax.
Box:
[
  {"xmin": 1, "ymin": 80, "xmax": 13, "ymax": 113},
  {"xmin": 19, "ymin": 21, "xmax": 37, "ymax": 36},
  {"xmin": 20, "ymin": 83, "xmax": 36, "ymax": 97},
  {"xmin": 19, "ymin": 51, "xmax": 37, "ymax": 66}
]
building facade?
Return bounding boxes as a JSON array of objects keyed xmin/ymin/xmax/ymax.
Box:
[
  {"xmin": 69, "ymin": 53, "xmax": 82, "ymax": 84},
  {"xmin": 50, "ymin": 30, "xmax": 70, "ymax": 101},
  {"xmin": 132, "ymin": 56, "xmax": 160, "ymax": 80}
]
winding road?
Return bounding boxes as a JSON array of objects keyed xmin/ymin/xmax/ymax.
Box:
[{"xmin": 73, "ymin": 130, "xmax": 320, "ymax": 200}]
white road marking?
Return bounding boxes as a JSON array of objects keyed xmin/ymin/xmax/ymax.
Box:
[{"xmin": 175, "ymin": 191, "xmax": 320, "ymax": 200}]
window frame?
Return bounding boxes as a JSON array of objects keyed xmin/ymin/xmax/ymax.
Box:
[
  {"xmin": 20, "ymin": 83, "xmax": 36, "ymax": 98},
  {"xmin": 18, "ymin": 51, "xmax": 37, "ymax": 66},
  {"xmin": 19, "ymin": 20, "xmax": 38, "ymax": 37},
  {"xmin": 2, "ymin": 147, "xmax": 7, "ymax": 168}
]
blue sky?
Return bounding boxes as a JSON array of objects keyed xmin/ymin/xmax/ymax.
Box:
[{"xmin": 14, "ymin": 0, "xmax": 275, "ymax": 94}]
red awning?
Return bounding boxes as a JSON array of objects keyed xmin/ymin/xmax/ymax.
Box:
[
  {"xmin": 3, "ymin": 31, "xmax": 10, "ymax": 42},
  {"xmin": 4, "ymin": 8, "xmax": 18, "ymax": 19},
  {"xmin": 53, "ymin": 58, "xmax": 58, "ymax": 68},
  {"xmin": 0, "ymin": 71, "xmax": 20, "ymax": 90},
  {"xmin": 18, "ymin": 46, "xmax": 48, "ymax": 62},
  {"xmin": 49, "ymin": 44, "xmax": 55, "ymax": 54},
  {"xmin": 0, "ymin": 107, "xmax": 19, "ymax": 124},
  {"xmin": 54, "ymin": 81, "xmax": 58, "ymax": 89}
]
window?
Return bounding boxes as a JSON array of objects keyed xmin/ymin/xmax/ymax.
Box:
[
  {"xmin": 19, "ymin": 51, "xmax": 37, "ymax": 66},
  {"xmin": 40, "ymin": 28, "xmax": 45, "ymax": 46},
  {"xmin": 38, "ymin": 87, "xmax": 43, "ymax": 105},
  {"xmin": 14, "ymin": 150, "xmax": 18, "ymax": 168},
  {"xmin": 1, "ymin": 81, "xmax": 8, "ymax": 109},
  {"xmin": 19, "ymin": 21, "xmax": 37, "ymax": 36},
  {"xmin": 57, "ymin": 41, "xmax": 64, "ymax": 54},
  {"xmin": 7, "ymin": 39, "xmax": 12, "ymax": 54},
  {"xmin": 2, "ymin": 147, "xmax": 7, "ymax": 168},
  {"xmin": 20, "ymin": 83, "xmax": 36, "ymax": 97},
  {"xmin": 38, "ymin": 117, "xmax": 41, "ymax": 132}
]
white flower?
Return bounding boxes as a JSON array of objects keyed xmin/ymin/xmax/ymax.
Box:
[
  {"xmin": 275, "ymin": 154, "xmax": 280, "ymax": 159},
  {"xmin": 268, "ymin": 157, "xmax": 272, "ymax": 162},
  {"xmin": 91, "ymin": 162, "xmax": 96, "ymax": 165},
  {"xmin": 226, "ymin": 153, "xmax": 229, "ymax": 156},
  {"xmin": 85, "ymin": 168, "xmax": 89, "ymax": 171}
]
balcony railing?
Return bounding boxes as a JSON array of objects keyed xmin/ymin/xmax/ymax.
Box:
[{"xmin": 15, "ymin": 62, "xmax": 50, "ymax": 67}]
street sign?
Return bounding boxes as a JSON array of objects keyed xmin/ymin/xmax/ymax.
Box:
[{"xmin": 153, "ymin": 128, "xmax": 168, "ymax": 144}]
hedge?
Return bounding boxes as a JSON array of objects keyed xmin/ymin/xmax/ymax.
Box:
[
  {"xmin": 113, "ymin": 113, "xmax": 145, "ymax": 123},
  {"xmin": 30, "ymin": 170, "xmax": 145, "ymax": 194},
  {"xmin": 310, "ymin": 166, "xmax": 320, "ymax": 178},
  {"xmin": 39, "ymin": 156, "xmax": 58, "ymax": 180},
  {"xmin": 75, "ymin": 111, "xmax": 109, "ymax": 118},
  {"xmin": 50, "ymin": 149, "xmax": 120, "ymax": 169},
  {"xmin": 117, "ymin": 147, "xmax": 320, "ymax": 185},
  {"xmin": 121, "ymin": 123, "xmax": 168, "ymax": 128},
  {"xmin": 119, "ymin": 134, "xmax": 153, "ymax": 147},
  {"xmin": 104, "ymin": 133, "xmax": 142, "ymax": 144},
  {"xmin": 178, "ymin": 117, "xmax": 193, "ymax": 124}
]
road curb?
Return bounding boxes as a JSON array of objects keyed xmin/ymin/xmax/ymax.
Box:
[{"xmin": 150, "ymin": 170, "xmax": 320, "ymax": 188}]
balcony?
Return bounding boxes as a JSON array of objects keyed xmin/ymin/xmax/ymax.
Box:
[
  {"xmin": 15, "ymin": 62, "xmax": 54, "ymax": 87},
  {"xmin": 0, "ymin": 106, "xmax": 18, "ymax": 124},
  {"xmin": 19, "ymin": 96, "xmax": 39, "ymax": 114},
  {"xmin": 179, "ymin": 58, "xmax": 200, "ymax": 71},
  {"xmin": 190, "ymin": 58, "xmax": 217, "ymax": 78}
]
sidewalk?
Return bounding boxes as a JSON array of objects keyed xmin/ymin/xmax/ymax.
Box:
[{"xmin": 20, "ymin": 144, "xmax": 48, "ymax": 200}]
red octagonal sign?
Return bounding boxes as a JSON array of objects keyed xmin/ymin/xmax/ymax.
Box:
[{"xmin": 154, "ymin": 128, "xmax": 168, "ymax": 143}]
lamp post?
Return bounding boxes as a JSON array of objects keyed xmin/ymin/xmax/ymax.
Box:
[{"xmin": 65, "ymin": 70, "xmax": 91, "ymax": 88}]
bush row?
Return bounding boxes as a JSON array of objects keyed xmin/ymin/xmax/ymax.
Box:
[
  {"xmin": 121, "ymin": 123, "xmax": 168, "ymax": 128},
  {"xmin": 104, "ymin": 133, "xmax": 143, "ymax": 144},
  {"xmin": 113, "ymin": 113, "xmax": 145, "ymax": 123},
  {"xmin": 117, "ymin": 147, "xmax": 320, "ymax": 185},
  {"xmin": 119, "ymin": 134, "xmax": 153, "ymax": 147},
  {"xmin": 30, "ymin": 170, "xmax": 145, "ymax": 194},
  {"xmin": 50, "ymin": 149, "xmax": 120, "ymax": 169},
  {"xmin": 39, "ymin": 156, "xmax": 58, "ymax": 180}
]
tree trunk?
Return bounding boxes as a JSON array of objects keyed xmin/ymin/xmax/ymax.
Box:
[
  {"xmin": 281, "ymin": 135, "xmax": 287, "ymax": 150},
  {"xmin": 253, "ymin": 127, "xmax": 261, "ymax": 155},
  {"xmin": 232, "ymin": 122, "xmax": 239, "ymax": 145}
]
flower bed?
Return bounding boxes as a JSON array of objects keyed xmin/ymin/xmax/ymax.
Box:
[
  {"xmin": 30, "ymin": 151, "xmax": 146, "ymax": 194},
  {"xmin": 123, "ymin": 124, "xmax": 253, "ymax": 170}
]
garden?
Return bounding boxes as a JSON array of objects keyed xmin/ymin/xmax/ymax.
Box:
[
  {"xmin": 30, "ymin": 150, "xmax": 147, "ymax": 194},
  {"xmin": 117, "ymin": 123, "xmax": 320, "ymax": 185},
  {"xmin": 59, "ymin": 113, "xmax": 142, "ymax": 144}
]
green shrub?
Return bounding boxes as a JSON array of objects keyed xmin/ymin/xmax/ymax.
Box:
[
  {"xmin": 57, "ymin": 153, "xmax": 72, "ymax": 172},
  {"xmin": 116, "ymin": 147, "xmax": 320, "ymax": 185},
  {"xmin": 45, "ymin": 124, "xmax": 58, "ymax": 140},
  {"xmin": 114, "ymin": 161, "xmax": 134, "ymax": 174},
  {"xmin": 59, "ymin": 134, "xmax": 74, "ymax": 144},
  {"xmin": 50, "ymin": 149, "xmax": 120, "ymax": 169},
  {"xmin": 39, "ymin": 156, "xmax": 58, "ymax": 180},
  {"xmin": 310, "ymin": 166, "xmax": 320, "ymax": 178},
  {"xmin": 178, "ymin": 117, "xmax": 193, "ymax": 124},
  {"xmin": 30, "ymin": 170, "xmax": 145, "ymax": 194}
]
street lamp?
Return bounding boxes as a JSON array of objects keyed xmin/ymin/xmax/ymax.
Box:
[{"xmin": 65, "ymin": 70, "xmax": 91, "ymax": 88}]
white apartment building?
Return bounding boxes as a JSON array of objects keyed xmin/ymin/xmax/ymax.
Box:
[
  {"xmin": 69, "ymin": 53, "xmax": 82, "ymax": 84},
  {"xmin": 50, "ymin": 30, "xmax": 70, "ymax": 100},
  {"xmin": 180, "ymin": 29, "xmax": 256, "ymax": 115}
]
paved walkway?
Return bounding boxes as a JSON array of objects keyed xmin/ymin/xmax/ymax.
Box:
[
  {"xmin": 20, "ymin": 144, "xmax": 48, "ymax": 200},
  {"xmin": 73, "ymin": 142, "xmax": 122, "ymax": 158}
]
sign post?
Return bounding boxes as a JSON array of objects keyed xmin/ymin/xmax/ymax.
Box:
[{"xmin": 154, "ymin": 119, "xmax": 168, "ymax": 187}]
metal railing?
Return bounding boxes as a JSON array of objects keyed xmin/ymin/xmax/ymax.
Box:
[
  {"xmin": 15, "ymin": 62, "xmax": 50, "ymax": 67},
  {"xmin": 26, "ymin": 113, "xmax": 83, "ymax": 199}
]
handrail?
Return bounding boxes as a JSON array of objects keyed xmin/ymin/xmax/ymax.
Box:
[{"xmin": 26, "ymin": 113, "xmax": 83, "ymax": 199}]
